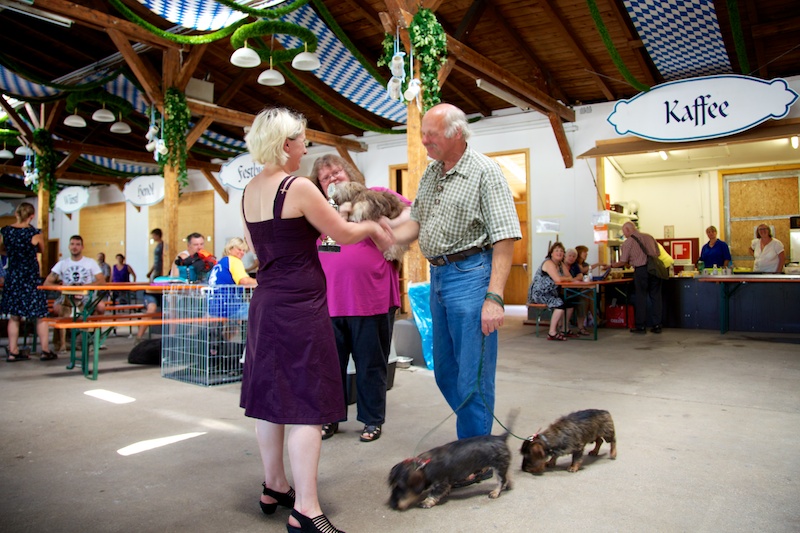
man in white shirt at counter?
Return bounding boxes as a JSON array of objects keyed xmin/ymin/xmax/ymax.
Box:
[{"xmin": 607, "ymin": 222, "xmax": 662, "ymax": 334}]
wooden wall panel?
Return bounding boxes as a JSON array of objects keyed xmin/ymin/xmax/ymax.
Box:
[
  {"xmin": 728, "ymin": 176, "xmax": 798, "ymax": 217},
  {"xmin": 79, "ymin": 203, "xmax": 126, "ymax": 262},
  {"xmin": 149, "ymin": 190, "xmax": 215, "ymax": 261},
  {"xmin": 0, "ymin": 215, "xmax": 16, "ymax": 228}
]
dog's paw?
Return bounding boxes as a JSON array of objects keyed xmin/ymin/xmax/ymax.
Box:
[
  {"xmin": 420, "ymin": 497, "xmax": 438, "ymax": 508},
  {"xmin": 567, "ymin": 464, "xmax": 581, "ymax": 473}
]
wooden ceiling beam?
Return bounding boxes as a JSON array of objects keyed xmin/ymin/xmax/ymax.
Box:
[
  {"xmin": 58, "ymin": 171, "xmax": 131, "ymax": 187},
  {"xmin": 51, "ymin": 139, "xmax": 221, "ymax": 172},
  {"xmin": 44, "ymin": 100, "xmax": 67, "ymax": 132},
  {"xmin": 54, "ymin": 151, "xmax": 82, "ymax": 179},
  {"xmin": 454, "ymin": 0, "xmax": 489, "ymax": 41},
  {"xmin": 185, "ymin": 99, "xmax": 367, "ymax": 152},
  {"xmin": 341, "ymin": 0, "xmax": 384, "ymax": 29},
  {"xmin": 604, "ymin": 0, "xmax": 658, "ymax": 87},
  {"xmin": 539, "ymin": 0, "xmax": 615, "ymax": 101},
  {"xmin": 201, "ymin": 169, "xmax": 229, "ymax": 204},
  {"xmin": 0, "ymin": 98, "xmax": 34, "ymax": 140},
  {"xmin": 176, "ymin": 44, "xmax": 210, "ymax": 91},
  {"xmin": 32, "ymin": 0, "xmax": 179, "ymax": 49},
  {"xmin": 107, "ymin": 29, "xmax": 164, "ymax": 105},
  {"xmin": 487, "ymin": 2, "xmax": 569, "ymax": 105},
  {"xmin": 446, "ymin": 36, "xmax": 575, "ymax": 121}
]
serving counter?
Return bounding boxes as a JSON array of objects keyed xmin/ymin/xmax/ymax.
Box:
[{"xmin": 662, "ymin": 275, "xmax": 800, "ymax": 334}]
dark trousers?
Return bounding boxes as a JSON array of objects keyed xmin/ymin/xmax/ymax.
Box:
[
  {"xmin": 633, "ymin": 265, "xmax": 662, "ymax": 328},
  {"xmin": 331, "ymin": 309, "xmax": 397, "ymax": 426}
]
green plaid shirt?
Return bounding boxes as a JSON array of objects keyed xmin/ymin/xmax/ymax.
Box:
[{"xmin": 411, "ymin": 146, "xmax": 522, "ymax": 258}]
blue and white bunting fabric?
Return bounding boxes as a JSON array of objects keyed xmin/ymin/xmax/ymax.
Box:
[
  {"xmin": 79, "ymin": 153, "xmax": 157, "ymax": 175},
  {"xmin": 624, "ymin": 0, "xmax": 732, "ymax": 81},
  {"xmin": 137, "ymin": 0, "xmax": 246, "ymax": 31},
  {"xmin": 137, "ymin": 0, "xmax": 407, "ymax": 124}
]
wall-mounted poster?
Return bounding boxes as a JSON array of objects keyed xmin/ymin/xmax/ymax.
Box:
[{"xmin": 670, "ymin": 239, "xmax": 694, "ymax": 265}]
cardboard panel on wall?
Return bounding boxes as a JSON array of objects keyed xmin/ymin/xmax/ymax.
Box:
[
  {"xmin": 728, "ymin": 176, "xmax": 798, "ymax": 218},
  {"xmin": 149, "ymin": 190, "xmax": 215, "ymax": 259},
  {"xmin": 79, "ymin": 203, "xmax": 126, "ymax": 264}
]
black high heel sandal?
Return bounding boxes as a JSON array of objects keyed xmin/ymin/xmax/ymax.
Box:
[
  {"xmin": 260, "ymin": 483, "xmax": 295, "ymax": 515},
  {"xmin": 286, "ymin": 509, "xmax": 344, "ymax": 533}
]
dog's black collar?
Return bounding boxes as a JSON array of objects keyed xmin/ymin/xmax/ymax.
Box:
[{"xmin": 529, "ymin": 433, "xmax": 551, "ymax": 452}]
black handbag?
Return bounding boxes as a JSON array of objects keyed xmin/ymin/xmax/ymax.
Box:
[{"xmin": 630, "ymin": 235, "xmax": 669, "ymax": 280}]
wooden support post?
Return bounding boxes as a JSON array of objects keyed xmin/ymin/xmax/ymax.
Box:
[
  {"xmin": 163, "ymin": 164, "xmax": 179, "ymax": 273},
  {"xmin": 37, "ymin": 188, "xmax": 50, "ymax": 277}
]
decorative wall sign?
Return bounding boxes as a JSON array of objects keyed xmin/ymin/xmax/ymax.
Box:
[
  {"xmin": 0, "ymin": 199, "xmax": 14, "ymax": 216},
  {"xmin": 220, "ymin": 152, "xmax": 262, "ymax": 190},
  {"xmin": 123, "ymin": 175, "xmax": 164, "ymax": 206},
  {"xmin": 55, "ymin": 186, "xmax": 90, "ymax": 213},
  {"xmin": 607, "ymin": 75, "xmax": 798, "ymax": 142}
]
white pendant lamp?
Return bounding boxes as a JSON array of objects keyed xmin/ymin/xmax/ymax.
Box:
[
  {"xmin": 110, "ymin": 113, "xmax": 131, "ymax": 134},
  {"xmin": 230, "ymin": 42, "xmax": 261, "ymax": 68},
  {"xmin": 0, "ymin": 143, "xmax": 13, "ymax": 159},
  {"xmin": 15, "ymin": 145, "xmax": 34, "ymax": 156},
  {"xmin": 258, "ymin": 57, "xmax": 285, "ymax": 86},
  {"xmin": 64, "ymin": 110, "xmax": 86, "ymax": 127},
  {"xmin": 292, "ymin": 42, "xmax": 320, "ymax": 71},
  {"xmin": 92, "ymin": 104, "xmax": 116, "ymax": 123}
]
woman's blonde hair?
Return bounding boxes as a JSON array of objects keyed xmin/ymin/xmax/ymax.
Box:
[
  {"xmin": 245, "ymin": 108, "xmax": 306, "ymax": 166},
  {"xmin": 309, "ymin": 154, "xmax": 365, "ymax": 192},
  {"xmin": 223, "ymin": 237, "xmax": 249, "ymax": 256},
  {"xmin": 15, "ymin": 202, "xmax": 35, "ymax": 222}
]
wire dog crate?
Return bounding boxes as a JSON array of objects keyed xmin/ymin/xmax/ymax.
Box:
[{"xmin": 161, "ymin": 284, "xmax": 253, "ymax": 386}]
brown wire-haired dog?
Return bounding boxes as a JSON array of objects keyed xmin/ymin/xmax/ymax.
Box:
[
  {"xmin": 520, "ymin": 409, "xmax": 616, "ymax": 474},
  {"xmin": 329, "ymin": 182, "xmax": 408, "ymax": 261},
  {"xmin": 388, "ymin": 411, "xmax": 518, "ymax": 510}
]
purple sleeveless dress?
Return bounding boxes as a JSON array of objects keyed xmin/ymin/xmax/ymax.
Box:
[{"xmin": 240, "ymin": 176, "xmax": 345, "ymax": 424}]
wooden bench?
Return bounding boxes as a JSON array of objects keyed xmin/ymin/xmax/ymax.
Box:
[
  {"xmin": 524, "ymin": 303, "xmax": 552, "ymax": 337},
  {"xmin": 51, "ymin": 317, "xmax": 226, "ymax": 380},
  {"xmin": 105, "ymin": 304, "xmax": 145, "ymax": 312}
]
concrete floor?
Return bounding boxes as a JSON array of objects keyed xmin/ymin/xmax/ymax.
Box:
[{"xmin": 2, "ymin": 307, "xmax": 799, "ymax": 533}]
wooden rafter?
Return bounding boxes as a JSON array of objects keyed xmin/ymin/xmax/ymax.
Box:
[
  {"xmin": 107, "ymin": 29, "xmax": 164, "ymax": 105},
  {"xmin": 200, "ymin": 169, "xmax": 229, "ymax": 204}
]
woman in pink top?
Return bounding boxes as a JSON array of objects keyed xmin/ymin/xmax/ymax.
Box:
[{"xmin": 311, "ymin": 155, "xmax": 411, "ymax": 443}]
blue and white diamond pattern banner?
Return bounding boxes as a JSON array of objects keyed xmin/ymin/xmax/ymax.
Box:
[{"xmin": 624, "ymin": 0, "xmax": 732, "ymax": 81}]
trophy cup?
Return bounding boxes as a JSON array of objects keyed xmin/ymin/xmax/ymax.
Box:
[{"xmin": 318, "ymin": 183, "xmax": 341, "ymax": 253}]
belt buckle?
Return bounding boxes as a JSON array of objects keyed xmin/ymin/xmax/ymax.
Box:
[{"xmin": 429, "ymin": 256, "xmax": 446, "ymax": 266}]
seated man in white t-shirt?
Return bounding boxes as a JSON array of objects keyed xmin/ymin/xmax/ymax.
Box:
[{"xmin": 44, "ymin": 235, "xmax": 106, "ymax": 349}]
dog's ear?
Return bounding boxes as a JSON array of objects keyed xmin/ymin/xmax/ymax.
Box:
[
  {"xmin": 521, "ymin": 440, "xmax": 532, "ymax": 454},
  {"xmin": 388, "ymin": 462, "xmax": 404, "ymax": 485},
  {"xmin": 407, "ymin": 468, "xmax": 427, "ymax": 493}
]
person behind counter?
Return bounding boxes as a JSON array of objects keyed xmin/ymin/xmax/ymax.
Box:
[
  {"xmin": 750, "ymin": 224, "xmax": 785, "ymax": 273},
  {"xmin": 699, "ymin": 226, "xmax": 731, "ymax": 269}
]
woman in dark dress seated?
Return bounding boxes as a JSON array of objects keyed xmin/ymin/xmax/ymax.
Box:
[
  {"xmin": 527, "ymin": 242, "xmax": 580, "ymax": 341},
  {"xmin": 240, "ymin": 108, "xmax": 393, "ymax": 533}
]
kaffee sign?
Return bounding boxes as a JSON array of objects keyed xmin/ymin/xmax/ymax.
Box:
[{"xmin": 607, "ymin": 75, "xmax": 798, "ymax": 142}]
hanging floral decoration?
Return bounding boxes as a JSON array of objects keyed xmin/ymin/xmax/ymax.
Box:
[
  {"xmin": 27, "ymin": 128, "xmax": 59, "ymax": 210},
  {"xmin": 378, "ymin": 8, "xmax": 447, "ymax": 111},
  {"xmin": 157, "ymin": 88, "xmax": 192, "ymax": 189}
]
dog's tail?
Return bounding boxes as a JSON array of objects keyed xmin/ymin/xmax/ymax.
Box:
[{"xmin": 499, "ymin": 408, "xmax": 520, "ymax": 440}]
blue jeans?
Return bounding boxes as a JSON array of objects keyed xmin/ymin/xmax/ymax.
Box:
[{"xmin": 429, "ymin": 250, "xmax": 497, "ymax": 439}]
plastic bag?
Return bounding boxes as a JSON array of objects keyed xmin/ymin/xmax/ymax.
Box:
[{"xmin": 407, "ymin": 281, "xmax": 434, "ymax": 370}]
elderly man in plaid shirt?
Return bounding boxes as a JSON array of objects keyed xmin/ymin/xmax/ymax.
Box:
[{"xmin": 394, "ymin": 103, "xmax": 521, "ymax": 447}]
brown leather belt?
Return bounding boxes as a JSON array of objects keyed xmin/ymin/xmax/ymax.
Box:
[{"xmin": 427, "ymin": 245, "xmax": 491, "ymax": 267}]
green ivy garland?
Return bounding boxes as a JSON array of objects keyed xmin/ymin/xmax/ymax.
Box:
[
  {"xmin": 31, "ymin": 128, "xmax": 59, "ymax": 210},
  {"xmin": 725, "ymin": 0, "xmax": 750, "ymax": 74},
  {"xmin": 586, "ymin": 0, "xmax": 650, "ymax": 93},
  {"xmin": 309, "ymin": 0, "xmax": 387, "ymax": 84},
  {"xmin": 108, "ymin": 0, "xmax": 245, "ymax": 44},
  {"xmin": 65, "ymin": 89, "xmax": 134, "ymax": 117},
  {"xmin": 278, "ymin": 65, "xmax": 404, "ymax": 135},
  {"xmin": 230, "ymin": 20, "xmax": 317, "ymax": 64},
  {"xmin": 0, "ymin": 128, "xmax": 22, "ymax": 147},
  {"xmin": 215, "ymin": 0, "xmax": 309, "ymax": 19},
  {"xmin": 159, "ymin": 88, "xmax": 191, "ymax": 189},
  {"xmin": 408, "ymin": 9, "xmax": 447, "ymax": 110},
  {"xmin": 378, "ymin": 9, "xmax": 447, "ymax": 111}
]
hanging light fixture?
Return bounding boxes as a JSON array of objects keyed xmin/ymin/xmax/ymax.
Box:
[
  {"xmin": 792, "ymin": 136, "xmax": 799, "ymax": 149},
  {"xmin": 110, "ymin": 113, "xmax": 131, "ymax": 134},
  {"xmin": 0, "ymin": 143, "xmax": 13, "ymax": 159},
  {"xmin": 258, "ymin": 37, "xmax": 285, "ymax": 86},
  {"xmin": 292, "ymin": 42, "xmax": 320, "ymax": 71},
  {"xmin": 15, "ymin": 145, "xmax": 34, "ymax": 156},
  {"xmin": 659, "ymin": 150, "xmax": 668, "ymax": 160},
  {"xmin": 92, "ymin": 103, "xmax": 116, "ymax": 122},
  {"xmin": 230, "ymin": 41, "xmax": 261, "ymax": 68},
  {"xmin": 64, "ymin": 109, "xmax": 86, "ymax": 127}
]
